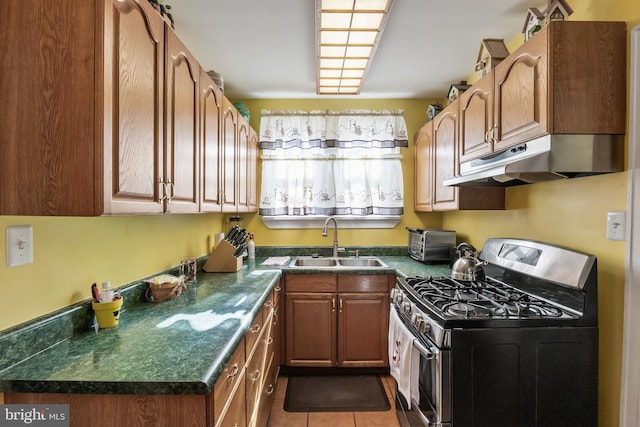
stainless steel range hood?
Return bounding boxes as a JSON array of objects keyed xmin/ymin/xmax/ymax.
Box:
[{"xmin": 443, "ymin": 134, "xmax": 623, "ymax": 187}]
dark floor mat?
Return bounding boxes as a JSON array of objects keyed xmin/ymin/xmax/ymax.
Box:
[{"xmin": 283, "ymin": 374, "xmax": 391, "ymax": 412}]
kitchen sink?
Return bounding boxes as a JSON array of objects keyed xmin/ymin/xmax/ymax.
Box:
[
  {"xmin": 338, "ymin": 258, "xmax": 386, "ymax": 267},
  {"xmin": 292, "ymin": 258, "xmax": 338, "ymax": 267},
  {"xmin": 289, "ymin": 256, "xmax": 388, "ymax": 269}
]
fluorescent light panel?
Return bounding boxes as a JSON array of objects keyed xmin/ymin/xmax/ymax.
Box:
[{"xmin": 316, "ymin": 0, "xmax": 394, "ymax": 95}]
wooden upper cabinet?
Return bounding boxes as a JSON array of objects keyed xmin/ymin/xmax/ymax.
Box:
[
  {"xmin": 418, "ymin": 102, "xmax": 505, "ymax": 212},
  {"xmin": 200, "ymin": 70, "xmax": 224, "ymax": 212},
  {"xmin": 237, "ymin": 118, "xmax": 250, "ymax": 211},
  {"xmin": 103, "ymin": 0, "xmax": 166, "ymax": 215},
  {"xmin": 493, "ymin": 29, "xmax": 548, "ymax": 152},
  {"xmin": 493, "ymin": 21, "xmax": 625, "ymax": 153},
  {"xmin": 432, "ymin": 102, "xmax": 459, "ymax": 211},
  {"xmin": 414, "ymin": 122, "xmax": 434, "ymax": 212},
  {"xmin": 0, "ymin": 0, "xmax": 260, "ymax": 216},
  {"xmin": 248, "ymin": 128, "xmax": 259, "ymax": 212},
  {"xmin": 221, "ymin": 99, "xmax": 238, "ymax": 211},
  {"xmin": 459, "ymin": 73, "xmax": 494, "ymax": 163},
  {"xmin": 236, "ymin": 120, "xmax": 259, "ymax": 213},
  {"xmin": 164, "ymin": 27, "xmax": 200, "ymax": 213}
]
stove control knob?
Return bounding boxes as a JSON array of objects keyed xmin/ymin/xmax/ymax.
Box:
[
  {"xmin": 410, "ymin": 313, "xmax": 421, "ymax": 325},
  {"xmin": 417, "ymin": 319, "xmax": 431, "ymax": 334},
  {"xmin": 393, "ymin": 290, "xmax": 405, "ymax": 305},
  {"xmin": 401, "ymin": 301, "xmax": 411, "ymax": 314}
]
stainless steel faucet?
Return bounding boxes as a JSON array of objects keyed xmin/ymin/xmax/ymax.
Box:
[{"xmin": 322, "ymin": 216, "xmax": 344, "ymax": 257}]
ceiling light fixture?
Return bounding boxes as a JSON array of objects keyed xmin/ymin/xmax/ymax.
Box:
[{"xmin": 315, "ymin": 0, "xmax": 394, "ymax": 95}]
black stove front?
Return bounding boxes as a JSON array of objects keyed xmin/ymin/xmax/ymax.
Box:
[{"xmin": 393, "ymin": 238, "xmax": 599, "ymax": 427}]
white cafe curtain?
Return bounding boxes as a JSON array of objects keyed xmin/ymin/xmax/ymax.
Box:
[{"xmin": 258, "ymin": 109, "xmax": 408, "ymax": 216}]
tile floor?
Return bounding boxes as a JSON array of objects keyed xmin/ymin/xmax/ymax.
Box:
[{"xmin": 266, "ymin": 374, "xmax": 401, "ymax": 427}]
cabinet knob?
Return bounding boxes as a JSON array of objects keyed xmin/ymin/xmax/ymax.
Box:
[{"xmin": 250, "ymin": 324, "xmax": 261, "ymax": 333}]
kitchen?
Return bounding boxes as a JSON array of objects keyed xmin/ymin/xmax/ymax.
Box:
[{"xmin": 0, "ymin": 0, "xmax": 638, "ymax": 426}]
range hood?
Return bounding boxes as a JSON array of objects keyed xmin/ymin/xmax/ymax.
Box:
[{"xmin": 443, "ymin": 134, "xmax": 623, "ymax": 187}]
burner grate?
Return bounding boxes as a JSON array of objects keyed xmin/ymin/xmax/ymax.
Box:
[{"xmin": 406, "ymin": 276, "xmax": 569, "ymax": 320}]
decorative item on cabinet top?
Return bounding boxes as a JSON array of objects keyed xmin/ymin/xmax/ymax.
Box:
[
  {"xmin": 147, "ymin": 0, "xmax": 174, "ymax": 28},
  {"xmin": 522, "ymin": 0, "xmax": 573, "ymax": 41},
  {"xmin": 475, "ymin": 38, "xmax": 509, "ymax": 78},
  {"xmin": 207, "ymin": 69, "xmax": 224, "ymax": 92},
  {"xmin": 446, "ymin": 81, "xmax": 470, "ymax": 105},
  {"xmin": 233, "ymin": 101, "xmax": 250, "ymax": 122},
  {"xmin": 426, "ymin": 103, "xmax": 443, "ymax": 123}
]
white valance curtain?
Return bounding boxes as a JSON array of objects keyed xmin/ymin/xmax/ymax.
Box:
[{"xmin": 258, "ymin": 109, "xmax": 408, "ymax": 216}]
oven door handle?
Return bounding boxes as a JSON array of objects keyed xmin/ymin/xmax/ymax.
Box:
[{"xmin": 413, "ymin": 338, "xmax": 438, "ymax": 361}]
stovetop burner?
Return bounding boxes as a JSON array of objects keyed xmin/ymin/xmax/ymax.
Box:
[{"xmin": 405, "ymin": 276, "xmax": 574, "ymax": 321}]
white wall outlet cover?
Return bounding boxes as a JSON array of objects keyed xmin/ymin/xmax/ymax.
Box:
[{"xmin": 6, "ymin": 225, "xmax": 33, "ymax": 267}]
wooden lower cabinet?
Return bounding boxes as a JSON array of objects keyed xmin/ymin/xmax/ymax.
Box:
[
  {"xmin": 5, "ymin": 289, "xmax": 280, "ymax": 427},
  {"xmin": 285, "ymin": 273, "xmax": 392, "ymax": 368},
  {"xmin": 4, "ymin": 393, "xmax": 208, "ymax": 426}
]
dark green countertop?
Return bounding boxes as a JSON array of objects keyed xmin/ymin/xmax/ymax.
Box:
[{"xmin": 0, "ymin": 254, "xmax": 450, "ymax": 396}]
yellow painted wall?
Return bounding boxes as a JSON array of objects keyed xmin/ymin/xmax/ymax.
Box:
[{"xmin": 0, "ymin": 214, "xmax": 225, "ymax": 330}]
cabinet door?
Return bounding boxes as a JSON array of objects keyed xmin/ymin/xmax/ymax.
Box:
[
  {"xmin": 285, "ymin": 292, "xmax": 336, "ymax": 367},
  {"xmin": 0, "ymin": 0, "xmax": 96, "ymax": 215},
  {"xmin": 221, "ymin": 99, "xmax": 238, "ymax": 211},
  {"xmin": 414, "ymin": 123, "xmax": 433, "ymax": 212},
  {"xmin": 164, "ymin": 27, "xmax": 199, "ymax": 213},
  {"xmin": 200, "ymin": 69, "xmax": 223, "ymax": 212},
  {"xmin": 493, "ymin": 29, "xmax": 548, "ymax": 152},
  {"xmin": 432, "ymin": 103, "xmax": 459, "ymax": 211},
  {"xmin": 103, "ymin": 0, "xmax": 165, "ymax": 214},
  {"xmin": 237, "ymin": 118, "xmax": 250, "ymax": 211},
  {"xmin": 338, "ymin": 292, "xmax": 389, "ymax": 367},
  {"xmin": 459, "ymin": 73, "xmax": 494, "ymax": 163},
  {"xmin": 248, "ymin": 128, "xmax": 259, "ymax": 212}
]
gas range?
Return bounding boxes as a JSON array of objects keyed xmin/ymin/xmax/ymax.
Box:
[
  {"xmin": 392, "ymin": 238, "xmax": 597, "ymax": 347},
  {"xmin": 391, "ymin": 238, "xmax": 599, "ymax": 426}
]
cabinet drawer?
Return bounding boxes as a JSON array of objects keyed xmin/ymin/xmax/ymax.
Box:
[
  {"xmin": 286, "ymin": 274, "xmax": 337, "ymax": 292},
  {"xmin": 246, "ymin": 316, "xmax": 271, "ymax": 423},
  {"xmin": 245, "ymin": 305, "xmax": 266, "ymax": 356},
  {"xmin": 338, "ymin": 274, "xmax": 391, "ymax": 292},
  {"xmin": 216, "ymin": 373, "xmax": 247, "ymax": 427},
  {"xmin": 213, "ymin": 337, "xmax": 246, "ymax": 422}
]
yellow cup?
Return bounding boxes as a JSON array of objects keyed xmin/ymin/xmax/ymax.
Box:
[{"xmin": 92, "ymin": 298, "xmax": 123, "ymax": 329}]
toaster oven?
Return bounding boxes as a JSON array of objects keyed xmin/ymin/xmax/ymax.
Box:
[{"xmin": 407, "ymin": 227, "xmax": 456, "ymax": 263}]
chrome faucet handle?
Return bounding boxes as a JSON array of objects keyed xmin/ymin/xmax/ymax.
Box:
[
  {"xmin": 336, "ymin": 247, "xmax": 346, "ymax": 255},
  {"xmin": 348, "ymin": 249, "xmax": 359, "ymax": 259}
]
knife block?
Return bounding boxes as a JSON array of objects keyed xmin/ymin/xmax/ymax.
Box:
[{"xmin": 202, "ymin": 240, "xmax": 243, "ymax": 273}]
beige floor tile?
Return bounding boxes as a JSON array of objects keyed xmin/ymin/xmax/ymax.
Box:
[
  {"xmin": 308, "ymin": 411, "xmax": 355, "ymax": 427},
  {"xmin": 354, "ymin": 411, "xmax": 400, "ymax": 427},
  {"xmin": 266, "ymin": 407, "xmax": 308, "ymax": 427}
]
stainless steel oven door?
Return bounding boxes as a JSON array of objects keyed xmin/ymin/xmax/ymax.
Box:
[{"xmin": 396, "ymin": 337, "xmax": 451, "ymax": 427}]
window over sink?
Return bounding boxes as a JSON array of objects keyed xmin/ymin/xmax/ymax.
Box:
[{"xmin": 258, "ymin": 109, "xmax": 408, "ymax": 228}]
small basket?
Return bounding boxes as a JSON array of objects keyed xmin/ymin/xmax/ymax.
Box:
[{"xmin": 145, "ymin": 277, "xmax": 187, "ymax": 303}]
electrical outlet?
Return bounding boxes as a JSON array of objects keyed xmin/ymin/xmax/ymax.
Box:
[
  {"xmin": 606, "ymin": 211, "xmax": 626, "ymax": 241},
  {"xmin": 6, "ymin": 225, "xmax": 33, "ymax": 267}
]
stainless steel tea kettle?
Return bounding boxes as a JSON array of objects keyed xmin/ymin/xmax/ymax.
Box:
[{"xmin": 451, "ymin": 243, "xmax": 487, "ymax": 281}]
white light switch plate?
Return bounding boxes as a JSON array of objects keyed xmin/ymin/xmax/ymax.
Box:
[
  {"xmin": 606, "ymin": 211, "xmax": 626, "ymax": 241},
  {"xmin": 6, "ymin": 225, "xmax": 33, "ymax": 267}
]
